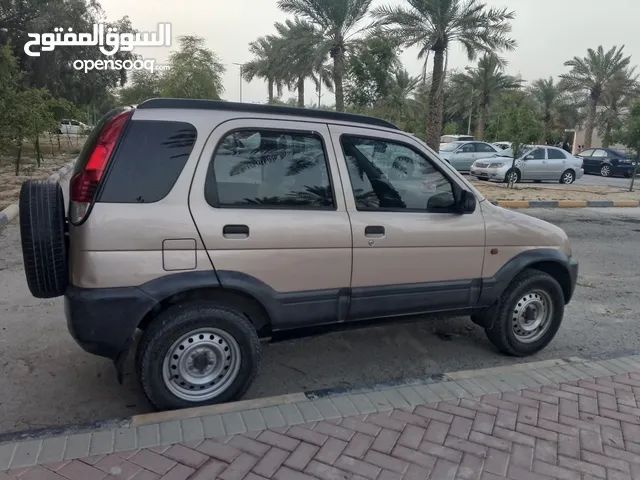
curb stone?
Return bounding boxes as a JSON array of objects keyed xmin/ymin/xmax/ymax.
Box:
[
  {"xmin": 2, "ymin": 349, "xmax": 640, "ymax": 471},
  {"xmin": 490, "ymin": 199, "xmax": 640, "ymax": 208},
  {"xmin": 0, "ymin": 159, "xmax": 75, "ymax": 231}
]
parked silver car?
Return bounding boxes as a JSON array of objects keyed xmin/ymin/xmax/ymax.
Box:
[
  {"xmin": 470, "ymin": 145, "xmax": 584, "ymax": 184},
  {"xmin": 439, "ymin": 141, "xmax": 501, "ymax": 172}
]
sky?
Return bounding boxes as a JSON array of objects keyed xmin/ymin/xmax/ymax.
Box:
[{"xmin": 98, "ymin": 0, "xmax": 639, "ymax": 105}]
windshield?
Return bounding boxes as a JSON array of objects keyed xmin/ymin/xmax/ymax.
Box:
[{"xmin": 440, "ymin": 142, "xmax": 463, "ymax": 152}]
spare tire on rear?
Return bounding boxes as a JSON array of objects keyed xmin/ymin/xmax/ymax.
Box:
[{"xmin": 19, "ymin": 180, "xmax": 69, "ymax": 298}]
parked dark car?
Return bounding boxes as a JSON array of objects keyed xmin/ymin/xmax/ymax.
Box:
[{"xmin": 577, "ymin": 147, "xmax": 636, "ymax": 177}]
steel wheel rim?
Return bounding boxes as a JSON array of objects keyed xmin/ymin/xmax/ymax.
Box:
[
  {"xmin": 162, "ymin": 328, "xmax": 242, "ymax": 402},
  {"xmin": 511, "ymin": 290, "xmax": 553, "ymax": 343},
  {"xmin": 562, "ymin": 172, "xmax": 573, "ymax": 184},
  {"xmin": 601, "ymin": 166, "xmax": 610, "ymax": 176}
]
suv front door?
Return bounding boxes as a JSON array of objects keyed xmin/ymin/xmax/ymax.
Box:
[
  {"xmin": 189, "ymin": 119, "xmax": 353, "ymax": 330},
  {"xmin": 328, "ymin": 125, "xmax": 485, "ymax": 321}
]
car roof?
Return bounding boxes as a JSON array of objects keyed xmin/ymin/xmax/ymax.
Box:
[{"xmin": 137, "ymin": 98, "xmax": 400, "ymax": 130}]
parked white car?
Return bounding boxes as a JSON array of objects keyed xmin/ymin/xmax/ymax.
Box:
[
  {"xmin": 470, "ymin": 145, "xmax": 584, "ymax": 184},
  {"xmin": 439, "ymin": 134, "xmax": 474, "ymax": 151},
  {"xmin": 59, "ymin": 119, "xmax": 89, "ymax": 135}
]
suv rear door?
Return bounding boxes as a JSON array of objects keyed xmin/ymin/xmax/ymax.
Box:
[
  {"xmin": 328, "ymin": 124, "xmax": 485, "ymax": 321},
  {"xmin": 189, "ymin": 119, "xmax": 352, "ymax": 330}
]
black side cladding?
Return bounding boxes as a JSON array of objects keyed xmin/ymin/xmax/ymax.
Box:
[
  {"xmin": 19, "ymin": 180, "xmax": 69, "ymax": 298},
  {"xmin": 98, "ymin": 120, "xmax": 197, "ymax": 204}
]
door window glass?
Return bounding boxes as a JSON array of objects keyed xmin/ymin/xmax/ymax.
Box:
[
  {"xmin": 592, "ymin": 150, "xmax": 606, "ymax": 158},
  {"xmin": 458, "ymin": 143, "xmax": 475, "ymax": 153},
  {"xmin": 206, "ymin": 129, "xmax": 334, "ymax": 209},
  {"xmin": 526, "ymin": 148, "xmax": 546, "ymax": 160},
  {"xmin": 476, "ymin": 142, "xmax": 497, "ymax": 153},
  {"xmin": 341, "ymin": 135, "xmax": 455, "ymax": 212},
  {"xmin": 547, "ymin": 148, "xmax": 567, "ymax": 159}
]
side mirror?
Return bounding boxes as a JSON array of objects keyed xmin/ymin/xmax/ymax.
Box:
[{"xmin": 458, "ymin": 189, "xmax": 476, "ymax": 214}]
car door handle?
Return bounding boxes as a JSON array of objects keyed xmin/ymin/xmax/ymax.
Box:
[
  {"xmin": 542, "ymin": 161, "xmax": 547, "ymax": 164},
  {"xmin": 223, "ymin": 224, "xmax": 249, "ymax": 238},
  {"xmin": 365, "ymin": 225, "xmax": 385, "ymax": 237}
]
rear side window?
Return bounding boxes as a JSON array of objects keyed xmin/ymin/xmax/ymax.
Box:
[
  {"xmin": 205, "ymin": 129, "xmax": 335, "ymax": 209},
  {"xmin": 99, "ymin": 120, "xmax": 197, "ymax": 203},
  {"xmin": 547, "ymin": 149, "xmax": 566, "ymax": 159}
]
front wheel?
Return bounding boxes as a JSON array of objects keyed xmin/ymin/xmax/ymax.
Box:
[
  {"xmin": 560, "ymin": 170, "xmax": 575, "ymax": 184},
  {"xmin": 137, "ymin": 302, "xmax": 261, "ymax": 410},
  {"xmin": 503, "ymin": 169, "xmax": 520, "ymax": 184},
  {"xmin": 484, "ymin": 269, "xmax": 565, "ymax": 356}
]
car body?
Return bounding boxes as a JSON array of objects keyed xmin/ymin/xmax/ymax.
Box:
[
  {"xmin": 577, "ymin": 147, "xmax": 636, "ymax": 177},
  {"xmin": 439, "ymin": 141, "xmax": 501, "ymax": 172},
  {"xmin": 439, "ymin": 134, "xmax": 474, "ymax": 151},
  {"xmin": 19, "ymin": 100, "xmax": 578, "ymax": 411},
  {"xmin": 470, "ymin": 145, "xmax": 584, "ymax": 184},
  {"xmin": 59, "ymin": 119, "xmax": 89, "ymax": 135}
]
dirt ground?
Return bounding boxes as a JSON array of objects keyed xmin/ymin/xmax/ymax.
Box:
[
  {"xmin": 472, "ymin": 178, "xmax": 640, "ymax": 202},
  {"xmin": 0, "ymin": 135, "xmax": 85, "ymax": 211}
]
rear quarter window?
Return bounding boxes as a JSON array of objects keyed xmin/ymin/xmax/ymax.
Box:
[{"xmin": 98, "ymin": 120, "xmax": 197, "ymax": 203}]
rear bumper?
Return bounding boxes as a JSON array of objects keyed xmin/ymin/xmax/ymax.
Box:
[
  {"xmin": 65, "ymin": 285, "xmax": 156, "ymax": 360},
  {"xmin": 567, "ymin": 258, "xmax": 579, "ymax": 304}
]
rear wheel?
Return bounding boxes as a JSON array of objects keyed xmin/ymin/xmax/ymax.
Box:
[
  {"xmin": 600, "ymin": 164, "xmax": 612, "ymax": 177},
  {"xmin": 484, "ymin": 269, "xmax": 564, "ymax": 356},
  {"xmin": 19, "ymin": 180, "xmax": 69, "ymax": 298},
  {"xmin": 560, "ymin": 170, "xmax": 575, "ymax": 184},
  {"xmin": 137, "ymin": 302, "xmax": 261, "ymax": 410}
]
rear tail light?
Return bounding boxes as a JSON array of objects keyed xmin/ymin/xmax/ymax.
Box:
[{"xmin": 69, "ymin": 111, "xmax": 132, "ymax": 224}]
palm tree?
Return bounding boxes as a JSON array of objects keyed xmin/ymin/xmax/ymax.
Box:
[
  {"xmin": 372, "ymin": 0, "xmax": 516, "ymax": 151},
  {"xmin": 243, "ymin": 35, "xmax": 285, "ymax": 103},
  {"xmin": 373, "ymin": 68, "xmax": 422, "ymax": 127},
  {"xmin": 560, "ymin": 45, "xmax": 633, "ymax": 149},
  {"xmin": 277, "ymin": 0, "xmax": 374, "ymax": 112},
  {"xmin": 529, "ymin": 77, "xmax": 565, "ymax": 141},
  {"xmin": 446, "ymin": 54, "xmax": 520, "ymax": 140},
  {"xmin": 597, "ymin": 69, "xmax": 639, "ymax": 147},
  {"xmin": 273, "ymin": 18, "xmax": 334, "ymax": 108}
]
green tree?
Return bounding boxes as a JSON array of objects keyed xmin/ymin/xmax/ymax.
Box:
[
  {"xmin": 372, "ymin": 0, "xmax": 516, "ymax": 151},
  {"xmin": 614, "ymin": 101, "xmax": 640, "ymax": 191},
  {"xmin": 161, "ymin": 36, "xmax": 226, "ymax": 100},
  {"xmin": 274, "ymin": 18, "xmax": 333, "ymax": 107},
  {"xmin": 446, "ymin": 53, "xmax": 520, "ymax": 140},
  {"xmin": 278, "ymin": 0, "xmax": 374, "ymax": 112},
  {"xmin": 344, "ymin": 30, "xmax": 401, "ymax": 109},
  {"xmin": 597, "ymin": 69, "xmax": 639, "ymax": 147},
  {"xmin": 560, "ymin": 45, "xmax": 633, "ymax": 149},
  {"xmin": 529, "ymin": 77, "xmax": 567, "ymax": 141},
  {"xmin": 243, "ymin": 35, "xmax": 285, "ymax": 103},
  {"xmin": 119, "ymin": 70, "xmax": 164, "ymax": 105}
]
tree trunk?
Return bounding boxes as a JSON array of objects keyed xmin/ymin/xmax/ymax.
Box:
[
  {"xmin": 35, "ymin": 137, "xmax": 42, "ymax": 167},
  {"xmin": 15, "ymin": 143, "xmax": 22, "ymax": 176},
  {"xmin": 267, "ymin": 78, "xmax": 274, "ymax": 104},
  {"xmin": 602, "ymin": 123, "xmax": 612, "ymax": 148},
  {"xmin": 583, "ymin": 94, "xmax": 598, "ymax": 149},
  {"xmin": 332, "ymin": 45, "xmax": 345, "ymax": 112},
  {"xmin": 476, "ymin": 103, "xmax": 487, "ymax": 140},
  {"xmin": 426, "ymin": 48, "xmax": 445, "ymax": 151},
  {"xmin": 297, "ymin": 77, "xmax": 305, "ymax": 108}
]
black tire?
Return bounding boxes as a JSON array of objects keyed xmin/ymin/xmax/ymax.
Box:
[
  {"xmin": 137, "ymin": 302, "xmax": 261, "ymax": 411},
  {"xmin": 560, "ymin": 169, "xmax": 575, "ymax": 184},
  {"xmin": 534, "ymin": 180, "xmax": 542, "ymax": 183},
  {"xmin": 19, "ymin": 180, "xmax": 69, "ymax": 298},
  {"xmin": 484, "ymin": 269, "xmax": 565, "ymax": 356},
  {"xmin": 600, "ymin": 164, "xmax": 612, "ymax": 177},
  {"xmin": 503, "ymin": 169, "xmax": 520, "ymax": 184}
]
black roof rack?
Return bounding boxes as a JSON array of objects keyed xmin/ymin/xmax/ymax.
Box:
[{"xmin": 136, "ymin": 98, "xmax": 399, "ymax": 130}]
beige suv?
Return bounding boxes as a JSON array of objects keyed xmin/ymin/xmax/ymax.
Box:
[{"xmin": 19, "ymin": 99, "xmax": 578, "ymax": 411}]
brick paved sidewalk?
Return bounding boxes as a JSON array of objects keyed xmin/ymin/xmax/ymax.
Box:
[{"xmin": 5, "ymin": 368, "xmax": 640, "ymax": 480}]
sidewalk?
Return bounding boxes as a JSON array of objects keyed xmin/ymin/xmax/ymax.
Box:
[{"xmin": 2, "ymin": 355, "xmax": 640, "ymax": 479}]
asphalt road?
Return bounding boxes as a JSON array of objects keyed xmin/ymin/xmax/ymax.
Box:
[
  {"xmin": 1, "ymin": 197, "xmax": 640, "ymax": 433},
  {"xmin": 575, "ymin": 172, "xmax": 637, "ymax": 188}
]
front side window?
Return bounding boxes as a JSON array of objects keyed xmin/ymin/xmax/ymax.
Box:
[
  {"xmin": 341, "ymin": 135, "xmax": 455, "ymax": 212},
  {"xmin": 547, "ymin": 148, "xmax": 567, "ymax": 159},
  {"xmin": 206, "ymin": 129, "xmax": 334, "ymax": 209},
  {"xmin": 526, "ymin": 148, "xmax": 546, "ymax": 160},
  {"xmin": 458, "ymin": 143, "xmax": 475, "ymax": 153},
  {"xmin": 476, "ymin": 142, "xmax": 497, "ymax": 153},
  {"xmin": 579, "ymin": 149, "xmax": 594, "ymax": 157}
]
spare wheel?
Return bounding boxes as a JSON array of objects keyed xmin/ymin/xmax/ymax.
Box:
[{"xmin": 19, "ymin": 180, "xmax": 69, "ymax": 298}]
